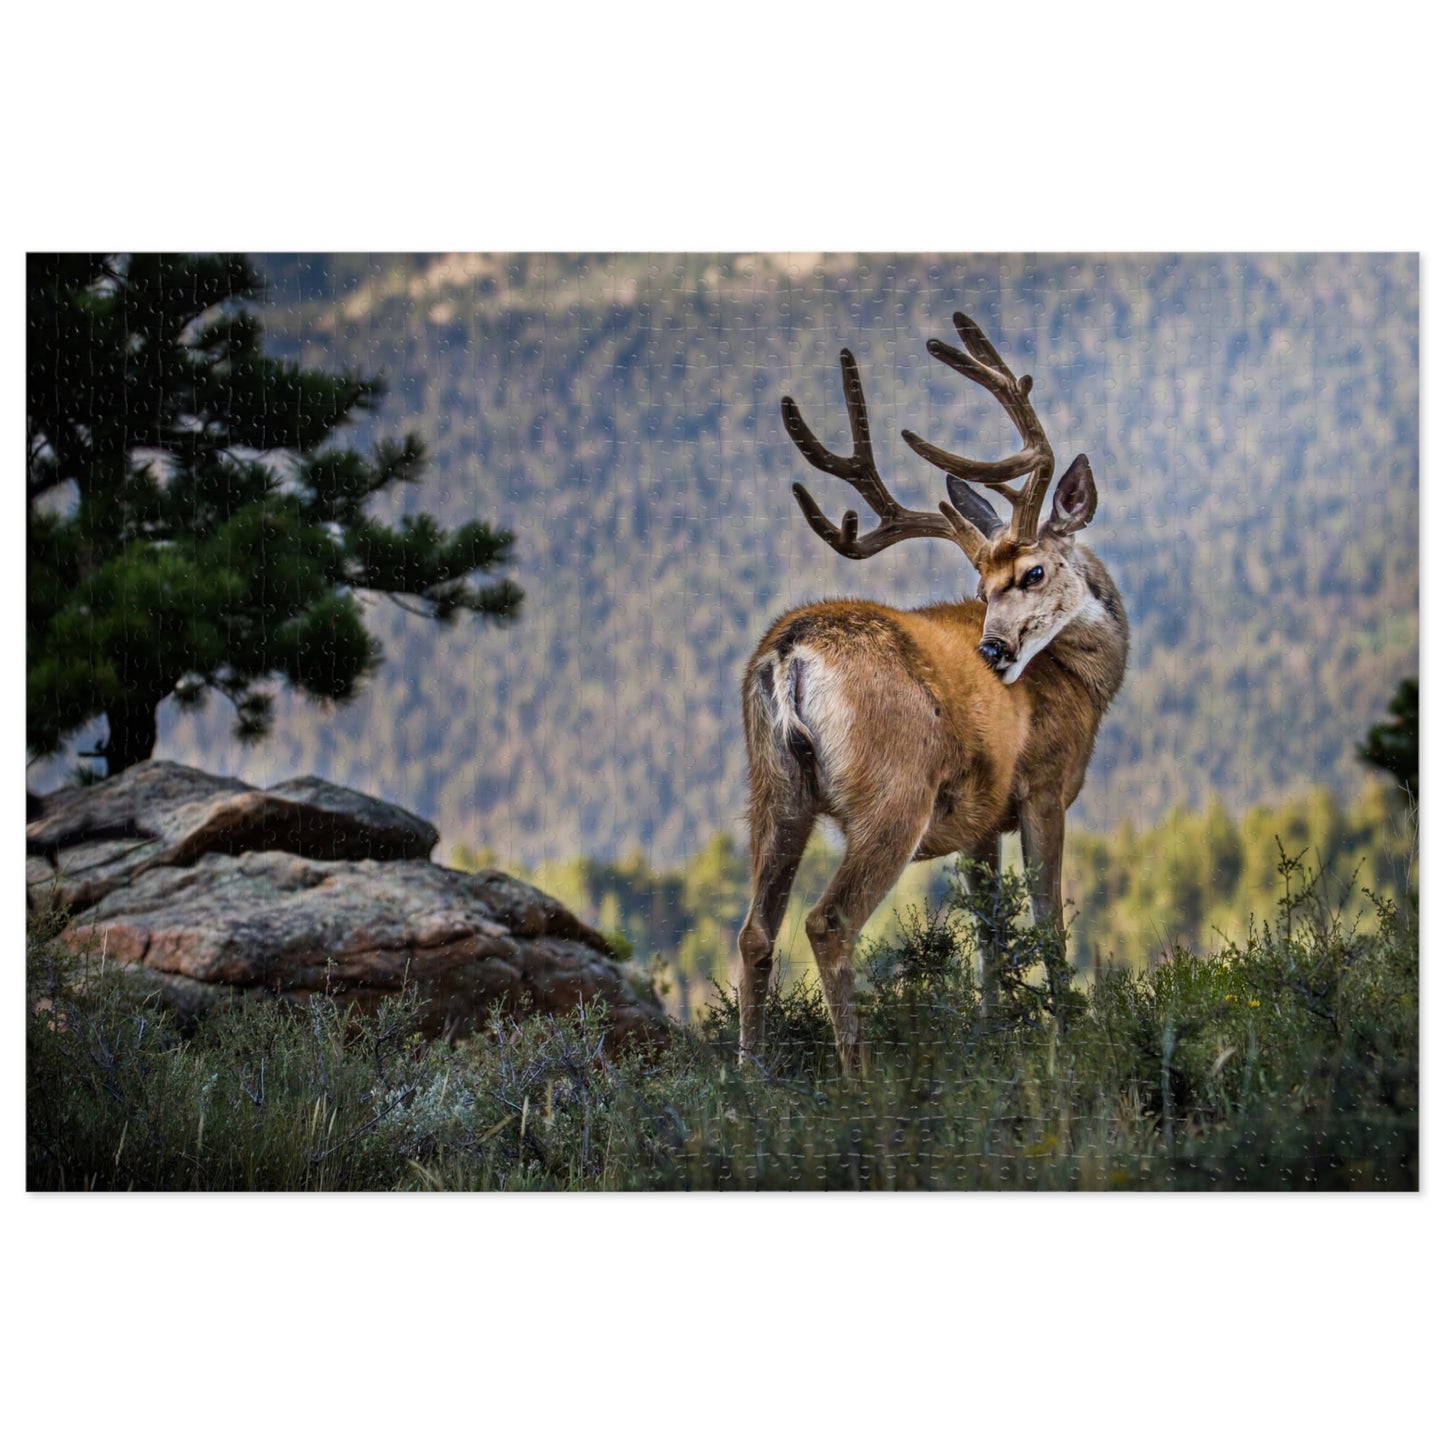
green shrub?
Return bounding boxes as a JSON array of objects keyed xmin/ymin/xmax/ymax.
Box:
[{"xmin": 27, "ymin": 843, "xmax": 1416, "ymax": 1191}]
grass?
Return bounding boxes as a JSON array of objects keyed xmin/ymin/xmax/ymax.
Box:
[{"xmin": 27, "ymin": 847, "xmax": 1417, "ymax": 1190}]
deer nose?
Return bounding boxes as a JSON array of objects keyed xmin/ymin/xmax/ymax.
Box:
[{"xmin": 978, "ymin": 638, "xmax": 1013, "ymax": 669}]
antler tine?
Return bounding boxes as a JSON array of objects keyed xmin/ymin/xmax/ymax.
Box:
[
  {"xmin": 901, "ymin": 312, "xmax": 1056, "ymax": 543},
  {"xmin": 781, "ymin": 348, "xmax": 966, "ymax": 560}
]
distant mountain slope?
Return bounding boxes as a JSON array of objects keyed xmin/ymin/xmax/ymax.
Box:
[{"xmin": 135, "ymin": 252, "xmax": 1418, "ymax": 865}]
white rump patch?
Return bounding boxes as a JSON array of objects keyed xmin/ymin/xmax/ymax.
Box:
[{"xmin": 766, "ymin": 645, "xmax": 852, "ymax": 769}]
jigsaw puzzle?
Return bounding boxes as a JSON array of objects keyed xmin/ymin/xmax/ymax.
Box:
[{"xmin": 27, "ymin": 252, "xmax": 1419, "ymax": 1191}]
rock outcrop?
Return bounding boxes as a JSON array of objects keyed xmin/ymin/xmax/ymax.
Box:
[{"xmin": 28, "ymin": 761, "xmax": 667, "ymax": 1049}]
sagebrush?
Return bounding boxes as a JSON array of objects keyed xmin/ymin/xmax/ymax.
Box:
[{"xmin": 27, "ymin": 848, "xmax": 1416, "ymax": 1190}]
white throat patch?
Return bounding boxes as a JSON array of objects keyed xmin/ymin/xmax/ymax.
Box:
[{"xmin": 999, "ymin": 591, "xmax": 1108, "ymax": 685}]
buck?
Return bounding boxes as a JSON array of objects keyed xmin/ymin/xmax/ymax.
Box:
[{"xmin": 738, "ymin": 312, "xmax": 1128, "ymax": 1073}]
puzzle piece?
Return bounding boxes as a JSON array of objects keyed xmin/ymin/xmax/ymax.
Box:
[{"xmin": 27, "ymin": 252, "xmax": 1418, "ymax": 1193}]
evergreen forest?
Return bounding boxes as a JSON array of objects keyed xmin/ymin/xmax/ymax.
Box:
[{"xmin": 29, "ymin": 252, "xmax": 1418, "ymax": 978}]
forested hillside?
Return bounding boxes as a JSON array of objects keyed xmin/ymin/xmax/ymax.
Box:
[{"xmin": 89, "ymin": 252, "xmax": 1415, "ymax": 868}]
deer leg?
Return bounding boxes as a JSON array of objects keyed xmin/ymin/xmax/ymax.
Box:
[
  {"xmin": 738, "ymin": 808, "xmax": 814, "ymax": 1064},
  {"xmin": 960, "ymin": 833, "xmax": 1003, "ymax": 1016},
  {"xmin": 1018, "ymin": 795, "xmax": 1069, "ymax": 1010},
  {"xmin": 806, "ymin": 808, "xmax": 931, "ymax": 1076}
]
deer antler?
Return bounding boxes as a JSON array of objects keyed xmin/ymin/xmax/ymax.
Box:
[
  {"xmin": 901, "ymin": 312, "xmax": 1056, "ymax": 544},
  {"xmin": 781, "ymin": 349, "xmax": 969, "ymax": 559}
]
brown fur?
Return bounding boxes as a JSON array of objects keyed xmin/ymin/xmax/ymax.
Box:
[
  {"xmin": 739, "ymin": 322, "xmax": 1129, "ymax": 1074},
  {"xmin": 739, "ymin": 546, "xmax": 1127, "ymax": 1072}
]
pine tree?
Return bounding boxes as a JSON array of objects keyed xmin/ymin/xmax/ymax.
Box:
[
  {"xmin": 1358, "ymin": 678, "xmax": 1418, "ymax": 800},
  {"xmin": 27, "ymin": 254, "xmax": 522, "ymax": 774}
]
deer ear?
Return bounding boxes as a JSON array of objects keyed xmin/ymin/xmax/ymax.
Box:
[
  {"xmin": 946, "ymin": 475, "xmax": 1005, "ymax": 538},
  {"xmin": 1047, "ymin": 454, "xmax": 1097, "ymax": 536}
]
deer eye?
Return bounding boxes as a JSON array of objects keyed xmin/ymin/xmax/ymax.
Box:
[{"xmin": 1021, "ymin": 565, "xmax": 1045, "ymax": 588}]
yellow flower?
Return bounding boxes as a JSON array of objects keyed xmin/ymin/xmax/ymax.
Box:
[
  {"xmin": 1224, "ymin": 994, "xmax": 1237, "ymax": 1003},
  {"xmin": 1248, "ymin": 1000, "xmax": 1260, "ymax": 1008}
]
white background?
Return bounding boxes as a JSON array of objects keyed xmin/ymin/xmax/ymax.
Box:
[{"xmin": 5, "ymin": 3, "xmax": 1437, "ymax": 1441}]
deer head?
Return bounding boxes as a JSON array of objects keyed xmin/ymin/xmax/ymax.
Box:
[{"xmin": 783, "ymin": 310, "xmax": 1102, "ymax": 685}]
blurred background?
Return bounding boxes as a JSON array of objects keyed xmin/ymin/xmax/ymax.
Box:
[{"xmin": 28, "ymin": 252, "xmax": 1418, "ymax": 1005}]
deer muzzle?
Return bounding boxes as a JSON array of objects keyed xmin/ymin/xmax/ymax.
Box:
[{"xmin": 977, "ymin": 637, "xmax": 1015, "ymax": 672}]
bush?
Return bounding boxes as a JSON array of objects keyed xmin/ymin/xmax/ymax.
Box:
[{"xmin": 27, "ymin": 845, "xmax": 1416, "ymax": 1191}]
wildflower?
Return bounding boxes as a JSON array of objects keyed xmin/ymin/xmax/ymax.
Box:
[
  {"xmin": 1224, "ymin": 994, "xmax": 1237, "ymax": 1004},
  {"xmin": 1248, "ymin": 999, "xmax": 1260, "ymax": 1008}
]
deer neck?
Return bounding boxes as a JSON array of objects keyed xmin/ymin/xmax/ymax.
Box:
[{"xmin": 1041, "ymin": 547, "xmax": 1129, "ymax": 715}]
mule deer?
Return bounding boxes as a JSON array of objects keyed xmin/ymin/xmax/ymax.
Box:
[{"xmin": 738, "ymin": 312, "xmax": 1128, "ymax": 1073}]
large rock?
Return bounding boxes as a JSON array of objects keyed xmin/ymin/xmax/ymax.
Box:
[
  {"xmin": 27, "ymin": 761, "xmax": 438, "ymax": 913},
  {"xmin": 29, "ymin": 763, "xmax": 668, "ymax": 1050}
]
